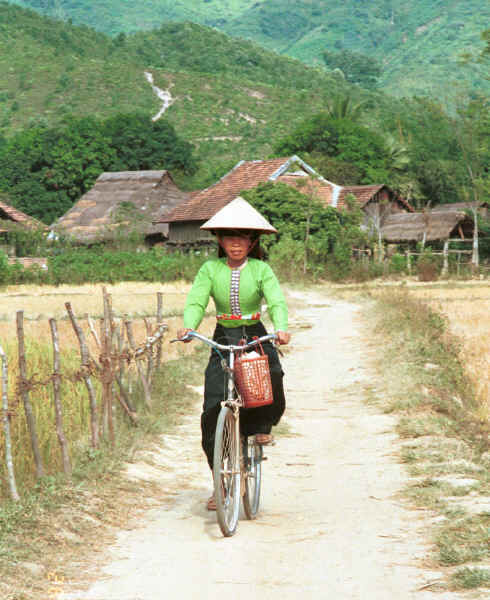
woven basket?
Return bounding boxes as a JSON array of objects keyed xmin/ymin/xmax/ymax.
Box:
[{"xmin": 234, "ymin": 343, "xmax": 273, "ymax": 409}]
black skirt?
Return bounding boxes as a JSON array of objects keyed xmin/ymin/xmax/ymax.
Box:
[{"xmin": 200, "ymin": 322, "xmax": 286, "ymax": 469}]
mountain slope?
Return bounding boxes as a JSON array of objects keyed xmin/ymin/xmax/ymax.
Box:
[
  {"xmin": 9, "ymin": 0, "xmax": 490, "ymax": 98},
  {"xmin": 0, "ymin": 4, "xmax": 359, "ymax": 188}
]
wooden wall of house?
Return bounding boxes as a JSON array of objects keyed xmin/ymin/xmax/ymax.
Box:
[{"xmin": 167, "ymin": 222, "xmax": 214, "ymax": 244}]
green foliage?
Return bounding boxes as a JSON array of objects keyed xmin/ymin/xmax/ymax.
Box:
[
  {"xmin": 47, "ymin": 248, "xmax": 205, "ymax": 285},
  {"xmin": 389, "ymin": 252, "xmax": 408, "ymax": 274},
  {"xmin": 0, "ymin": 251, "xmax": 9, "ymax": 285},
  {"xmin": 102, "ymin": 113, "xmax": 197, "ymax": 174},
  {"xmin": 0, "ymin": 2, "xmax": 488, "ymax": 214},
  {"xmin": 275, "ymin": 114, "xmax": 391, "ymax": 183},
  {"xmin": 452, "ymin": 567, "xmax": 490, "ymax": 589},
  {"xmin": 0, "ymin": 113, "xmax": 197, "ymax": 224},
  {"xmin": 3, "ymin": 225, "xmax": 47, "ymax": 257},
  {"xmin": 243, "ymin": 181, "xmax": 365, "ymax": 280},
  {"xmin": 323, "ymin": 50, "xmax": 382, "ymax": 89},
  {"xmin": 12, "ymin": 0, "xmax": 489, "ymax": 99}
]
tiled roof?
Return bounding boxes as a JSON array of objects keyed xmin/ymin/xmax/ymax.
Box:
[
  {"xmin": 159, "ymin": 156, "xmax": 412, "ymax": 225},
  {"xmin": 336, "ymin": 185, "xmax": 413, "ymax": 212},
  {"xmin": 336, "ymin": 185, "xmax": 384, "ymax": 209},
  {"xmin": 160, "ymin": 158, "xmax": 291, "ymax": 223},
  {"xmin": 0, "ymin": 199, "xmax": 43, "ymax": 228},
  {"xmin": 276, "ymin": 174, "xmax": 334, "ymax": 206}
]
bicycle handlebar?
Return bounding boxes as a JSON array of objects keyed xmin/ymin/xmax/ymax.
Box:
[{"xmin": 171, "ymin": 330, "xmax": 276, "ymax": 352}]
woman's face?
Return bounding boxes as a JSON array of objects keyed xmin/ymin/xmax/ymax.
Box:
[{"xmin": 218, "ymin": 231, "xmax": 252, "ymax": 265}]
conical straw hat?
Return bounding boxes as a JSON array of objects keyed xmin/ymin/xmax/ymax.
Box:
[{"xmin": 201, "ymin": 196, "xmax": 277, "ymax": 234}]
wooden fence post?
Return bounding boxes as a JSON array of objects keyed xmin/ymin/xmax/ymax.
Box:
[
  {"xmin": 102, "ymin": 288, "xmax": 115, "ymax": 446},
  {"xmin": 49, "ymin": 318, "xmax": 72, "ymax": 478},
  {"xmin": 144, "ymin": 318, "xmax": 154, "ymax": 389},
  {"xmin": 156, "ymin": 292, "xmax": 163, "ymax": 370},
  {"xmin": 0, "ymin": 343, "xmax": 20, "ymax": 501},
  {"xmin": 16, "ymin": 311, "xmax": 45, "ymax": 479},
  {"xmin": 65, "ymin": 302, "xmax": 99, "ymax": 449},
  {"xmin": 125, "ymin": 318, "xmax": 152, "ymax": 410}
]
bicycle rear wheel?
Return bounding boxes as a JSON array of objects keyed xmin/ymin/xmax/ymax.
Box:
[
  {"xmin": 213, "ymin": 406, "xmax": 240, "ymax": 537},
  {"xmin": 242, "ymin": 437, "xmax": 263, "ymax": 519}
]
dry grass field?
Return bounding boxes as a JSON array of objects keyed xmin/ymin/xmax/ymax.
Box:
[
  {"xmin": 0, "ymin": 281, "xmax": 215, "ymax": 496},
  {"xmin": 408, "ymin": 282, "xmax": 490, "ymax": 419}
]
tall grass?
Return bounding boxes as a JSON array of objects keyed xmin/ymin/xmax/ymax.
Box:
[
  {"xmin": 0, "ymin": 304, "xmax": 211, "ymax": 500},
  {"xmin": 372, "ymin": 289, "xmax": 489, "ymax": 446},
  {"xmin": 0, "ymin": 337, "xmax": 95, "ymax": 496},
  {"xmin": 408, "ymin": 285, "xmax": 490, "ymax": 423}
]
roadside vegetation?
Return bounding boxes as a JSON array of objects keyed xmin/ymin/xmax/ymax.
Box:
[
  {"xmin": 361, "ymin": 287, "xmax": 490, "ymax": 591},
  {"xmin": 0, "ymin": 334, "xmax": 211, "ymax": 599}
]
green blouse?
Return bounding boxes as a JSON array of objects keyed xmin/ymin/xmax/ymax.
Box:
[{"xmin": 183, "ymin": 258, "xmax": 288, "ymax": 331}]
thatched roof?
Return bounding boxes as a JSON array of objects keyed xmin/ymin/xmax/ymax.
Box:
[
  {"xmin": 431, "ymin": 201, "xmax": 489, "ymax": 214},
  {"xmin": 381, "ymin": 210, "xmax": 472, "ymax": 243},
  {"xmin": 52, "ymin": 171, "xmax": 189, "ymax": 242},
  {"xmin": 0, "ymin": 197, "xmax": 44, "ymax": 231}
]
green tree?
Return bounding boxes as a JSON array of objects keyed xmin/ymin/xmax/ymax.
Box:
[
  {"xmin": 242, "ymin": 182, "xmax": 364, "ymax": 253},
  {"xmin": 323, "ymin": 50, "xmax": 382, "ymax": 89},
  {"xmin": 0, "ymin": 112, "xmax": 198, "ymax": 224},
  {"xmin": 275, "ymin": 113, "xmax": 391, "ymax": 183},
  {"xmin": 103, "ymin": 113, "xmax": 197, "ymax": 174}
]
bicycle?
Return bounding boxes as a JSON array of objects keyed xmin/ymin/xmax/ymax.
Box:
[{"xmin": 173, "ymin": 330, "xmax": 276, "ymax": 537}]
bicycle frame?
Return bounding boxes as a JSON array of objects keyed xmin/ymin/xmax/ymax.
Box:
[{"xmin": 172, "ymin": 330, "xmax": 276, "ymax": 535}]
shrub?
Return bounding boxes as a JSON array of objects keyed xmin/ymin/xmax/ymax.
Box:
[
  {"xmin": 416, "ymin": 249, "xmax": 440, "ymax": 282},
  {"xmin": 0, "ymin": 251, "xmax": 9, "ymax": 285},
  {"xmin": 389, "ymin": 252, "xmax": 408, "ymax": 274}
]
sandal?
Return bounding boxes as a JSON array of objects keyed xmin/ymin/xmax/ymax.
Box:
[
  {"xmin": 255, "ymin": 433, "xmax": 274, "ymax": 446},
  {"xmin": 206, "ymin": 494, "xmax": 216, "ymax": 511}
]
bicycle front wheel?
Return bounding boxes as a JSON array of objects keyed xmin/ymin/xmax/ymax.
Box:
[
  {"xmin": 242, "ymin": 437, "xmax": 262, "ymax": 519},
  {"xmin": 213, "ymin": 406, "xmax": 240, "ymax": 537}
]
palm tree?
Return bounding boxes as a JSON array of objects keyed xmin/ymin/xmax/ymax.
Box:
[{"xmin": 325, "ymin": 95, "xmax": 366, "ymax": 121}]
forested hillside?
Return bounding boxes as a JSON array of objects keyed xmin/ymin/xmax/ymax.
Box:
[
  {"xmin": 10, "ymin": 0, "xmax": 490, "ymax": 98},
  {"xmin": 0, "ymin": 3, "xmax": 488, "ymax": 227}
]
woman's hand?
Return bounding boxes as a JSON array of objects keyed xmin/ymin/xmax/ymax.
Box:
[
  {"xmin": 176, "ymin": 328, "xmax": 193, "ymax": 343},
  {"xmin": 276, "ymin": 331, "xmax": 291, "ymax": 345}
]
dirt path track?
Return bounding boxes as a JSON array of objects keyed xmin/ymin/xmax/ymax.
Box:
[{"xmin": 59, "ymin": 291, "xmax": 462, "ymax": 600}]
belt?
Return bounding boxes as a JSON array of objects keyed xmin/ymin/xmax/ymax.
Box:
[{"xmin": 216, "ymin": 312, "xmax": 261, "ymax": 322}]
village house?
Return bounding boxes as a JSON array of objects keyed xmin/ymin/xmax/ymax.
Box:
[
  {"xmin": 51, "ymin": 171, "xmax": 189, "ymax": 247},
  {"xmin": 380, "ymin": 204, "xmax": 486, "ymax": 272},
  {"xmin": 157, "ymin": 155, "xmax": 410, "ymax": 246},
  {"xmin": 0, "ymin": 196, "xmax": 47, "ymax": 268}
]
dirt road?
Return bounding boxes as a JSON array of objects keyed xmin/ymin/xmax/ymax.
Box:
[{"xmin": 59, "ymin": 291, "xmax": 463, "ymax": 600}]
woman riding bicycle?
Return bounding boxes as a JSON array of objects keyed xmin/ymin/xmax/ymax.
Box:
[{"xmin": 176, "ymin": 196, "xmax": 291, "ymax": 510}]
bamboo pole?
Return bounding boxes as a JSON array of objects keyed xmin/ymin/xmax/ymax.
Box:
[
  {"xmin": 471, "ymin": 206, "xmax": 479, "ymax": 270},
  {"xmin": 49, "ymin": 318, "xmax": 72, "ymax": 478},
  {"xmin": 0, "ymin": 343, "xmax": 20, "ymax": 501},
  {"xmin": 442, "ymin": 239, "xmax": 449, "ymax": 277},
  {"xmin": 65, "ymin": 302, "xmax": 99, "ymax": 449},
  {"xmin": 405, "ymin": 249, "xmax": 412, "ymax": 275},
  {"xmin": 125, "ymin": 318, "xmax": 152, "ymax": 410},
  {"xmin": 16, "ymin": 311, "xmax": 45, "ymax": 479}
]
